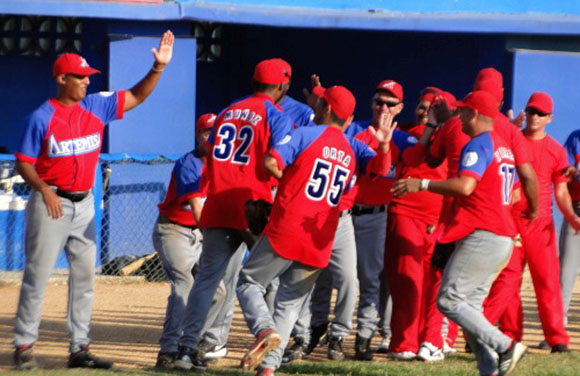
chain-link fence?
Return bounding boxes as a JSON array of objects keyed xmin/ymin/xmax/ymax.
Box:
[{"xmin": 0, "ymin": 154, "xmax": 179, "ymax": 283}]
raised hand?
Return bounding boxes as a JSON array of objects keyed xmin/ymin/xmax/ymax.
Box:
[
  {"xmin": 507, "ymin": 109, "xmax": 525, "ymax": 128},
  {"xmin": 303, "ymin": 74, "xmax": 323, "ymax": 110},
  {"xmin": 368, "ymin": 111, "xmax": 397, "ymax": 151},
  {"xmin": 152, "ymin": 30, "xmax": 174, "ymax": 67}
]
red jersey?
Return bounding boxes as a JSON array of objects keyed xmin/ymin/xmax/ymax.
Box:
[
  {"xmin": 494, "ymin": 113, "xmax": 533, "ymax": 166},
  {"xmin": 512, "ymin": 134, "xmax": 569, "ymax": 218},
  {"xmin": 441, "ymin": 131, "xmax": 517, "ymax": 243},
  {"xmin": 430, "ymin": 116, "xmax": 470, "ymax": 179},
  {"xmin": 199, "ymin": 93, "xmax": 293, "ymax": 230},
  {"xmin": 564, "ymin": 130, "xmax": 580, "ymax": 201},
  {"xmin": 389, "ymin": 124, "xmax": 448, "ymax": 225},
  {"xmin": 15, "ymin": 92, "xmax": 126, "ymax": 191},
  {"xmin": 266, "ymin": 125, "xmax": 389, "ymax": 268},
  {"xmin": 158, "ymin": 151, "xmax": 208, "ymax": 227}
]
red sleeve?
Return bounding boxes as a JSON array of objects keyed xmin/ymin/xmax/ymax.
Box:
[
  {"xmin": 116, "ymin": 90, "xmax": 126, "ymax": 120},
  {"xmin": 553, "ymin": 145, "xmax": 570, "ymax": 185},
  {"xmin": 269, "ymin": 148, "xmax": 286, "ymax": 170},
  {"xmin": 510, "ymin": 127, "xmax": 533, "ymax": 166},
  {"xmin": 14, "ymin": 152, "xmax": 37, "ymax": 165},
  {"xmin": 366, "ymin": 149, "xmax": 392, "ymax": 176},
  {"xmin": 459, "ymin": 169, "xmax": 482, "ymax": 182}
]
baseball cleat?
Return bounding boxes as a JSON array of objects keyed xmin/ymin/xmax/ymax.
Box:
[
  {"xmin": 498, "ymin": 341, "xmax": 527, "ymax": 376},
  {"xmin": 241, "ymin": 329, "xmax": 282, "ymax": 371},
  {"xmin": 14, "ymin": 345, "xmax": 37, "ymax": 370},
  {"xmin": 417, "ymin": 342, "xmax": 445, "ymax": 362},
  {"xmin": 387, "ymin": 351, "xmax": 417, "ymax": 361},
  {"xmin": 68, "ymin": 346, "xmax": 113, "ymax": 369}
]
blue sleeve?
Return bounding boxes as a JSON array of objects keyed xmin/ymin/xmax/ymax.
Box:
[
  {"xmin": 564, "ymin": 130, "xmax": 580, "ymax": 166},
  {"xmin": 265, "ymin": 101, "xmax": 293, "ymax": 146},
  {"xmin": 273, "ymin": 127, "xmax": 324, "ymax": 167},
  {"xmin": 349, "ymin": 137, "xmax": 377, "ymax": 173},
  {"xmin": 16, "ymin": 110, "xmax": 51, "ymax": 159},
  {"xmin": 174, "ymin": 153, "xmax": 202, "ymax": 198},
  {"xmin": 279, "ymin": 96, "xmax": 316, "ymax": 128},
  {"xmin": 392, "ymin": 129, "xmax": 419, "ymax": 152},
  {"xmin": 344, "ymin": 120, "xmax": 370, "ymax": 138},
  {"xmin": 458, "ymin": 134, "xmax": 493, "ymax": 179},
  {"xmin": 81, "ymin": 91, "xmax": 121, "ymax": 125}
]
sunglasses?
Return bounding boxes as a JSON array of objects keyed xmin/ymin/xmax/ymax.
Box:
[
  {"xmin": 374, "ymin": 98, "xmax": 400, "ymax": 108},
  {"xmin": 525, "ymin": 108, "xmax": 550, "ymax": 117}
]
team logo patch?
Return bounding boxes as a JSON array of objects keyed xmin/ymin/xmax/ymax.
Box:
[
  {"xmin": 277, "ymin": 135, "xmax": 291, "ymax": 145},
  {"xmin": 408, "ymin": 136, "xmax": 418, "ymax": 144},
  {"xmin": 99, "ymin": 91, "xmax": 115, "ymax": 97},
  {"xmin": 462, "ymin": 151, "xmax": 478, "ymax": 167}
]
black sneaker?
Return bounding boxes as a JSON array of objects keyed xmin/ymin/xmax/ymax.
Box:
[
  {"xmin": 465, "ymin": 342, "xmax": 472, "ymax": 353},
  {"xmin": 354, "ymin": 334, "xmax": 374, "ymax": 361},
  {"xmin": 14, "ymin": 345, "xmax": 37, "ymax": 370},
  {"xmin": 551, "ymin": 344, "xmax": 571, "ymax": 353},
  {"xmin": 498, "ymin": 341, "xmax": 527, "ymax": 376},
  {"xmin": 306, "ymin": 323, "xmax": 329, "ymax": 354},
  {"xmin": 328, "ymin": 336, "xmax": 345, "ymax": 361},
  {"xmin": 155, "ymin": 351, "xmax": 176, "ymax": 370},
  {"xmin": 173, "ymin": 346, "xmax": 208, "ymax": 371},
  {"xmin": 538, "ymin": 340, "xmax": 549, "ymax": 350},
  {"xmin": 281, "ymin": 337, "xmax": 308, "ymax": 364},
  {"xmin": 68, "ymin": 346, "xmax": 113, "ymax": 369}
]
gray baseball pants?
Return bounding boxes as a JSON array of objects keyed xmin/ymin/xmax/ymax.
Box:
[
  {"xmin": 152, "ymin": 215, "xmax": 228, "ymax": 354},
  {"xmin": 559, "ymin": 203, "xmax": 580, "ymax": 320},
  {"xmin": 14, "ymin": 189, "xmax": 96, "ymax": 353},
  {"xmin": 237, "ymin": 235, "xmax": 321, "ymax": 370},
  {"xmin": 437, "ymin": 230, "xmax": 513, "ymax": 376},
  {"xmin": 352, "ymin": 207, "xmax": 387, "ymax": 339},
  {"xmin": 178, "ymin": 227, "xmax": 246, "ymax": 350}
]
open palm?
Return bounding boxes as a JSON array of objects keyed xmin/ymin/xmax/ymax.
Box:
[{"xmin": 152, "ymin": 30, "xmax": 174, "ymax": 65}]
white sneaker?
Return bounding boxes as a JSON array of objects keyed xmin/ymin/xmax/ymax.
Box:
[
  {"xmin": 443, "ymin": 338, "xmax": 457, "ymax": 354},
  {"xmin": 417, "ymin": 342, "xmax": 445, "ymax": 362},
  {"xmin": 203, "ymin": 344, "xmax": 228, "ymax": 360},
  {"xmin": 387, "ymin": 351, "xmax": 417, "ymax": 361},
  {"xmin": 375, "ymin": 336, "xmax": 391, "ymax": 354}
]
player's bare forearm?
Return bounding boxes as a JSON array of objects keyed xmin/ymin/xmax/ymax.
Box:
[
  {"xmin": 189, "ymin": 197, "xmax": 204, "ymax": 224},
  {"xmin": 516, "ymin": 163, "xmax": 539, "ymax": 221},
  {"xmin": 124, "ymin": 30, "xmax": 174, "ymax": 112},
  {"xmin": 16, "ymin": 160, "xmax": 63, "ymax": 218},
  {"xmin": 264, "ymin": 154, "xmax": 283, "ymax": 179},
  {"xmin": 392, "ymin": 175, "xmax": 476, "ymax": 198},
  {"xmin": 555, "ymin": 182, "xmax": 578, "ymax": 223}
]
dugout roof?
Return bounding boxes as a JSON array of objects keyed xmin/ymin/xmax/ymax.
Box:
[{"xmin": 2, "ymin": 0, "xmax": 580, "ymax": 35}]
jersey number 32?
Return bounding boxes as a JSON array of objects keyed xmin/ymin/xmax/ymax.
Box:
[
  {"xmin": 306, "ymin": 158, "xmax": 350, "ymax": 206},
  {"xmin": 213, "ymin": 123, "xmax": 254, "ymax": 165}
]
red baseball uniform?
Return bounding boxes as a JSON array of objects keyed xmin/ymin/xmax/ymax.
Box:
[
  {"xmin": 199, "ymin": 93, "xmax": 293, "ymax": 230},
  {"xmin": 484, "ymin": 134, "xmax": 570, "ymax": 347}
]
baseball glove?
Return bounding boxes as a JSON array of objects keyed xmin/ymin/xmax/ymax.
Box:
[
  {"xmin": 430, "ymin": 241, "xmax": 456, "ymax": 269},
  {"xmin": 245, "ymin": 199, "xmax": 272, "ymax": 236}
]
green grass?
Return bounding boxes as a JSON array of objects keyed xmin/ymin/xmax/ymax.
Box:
[{"xmin": 3, "ymin": 353, "xmax": 580, "ymax": 376}]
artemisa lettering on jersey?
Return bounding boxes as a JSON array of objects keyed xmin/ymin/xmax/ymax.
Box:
[
  {"xmin": 494, "ymin": 146, "xmax": 514, "ymax": 163},
  {"xmin": 48, "ymin": 133, "xmax": 101, "ymax": 157},
  {"xmin": 322, "ymin": 146, "xmax": 351, "ymax": 168},
  {"xmin": 224, "ymin": 109, "xmax": 262, "ymax": 126}
]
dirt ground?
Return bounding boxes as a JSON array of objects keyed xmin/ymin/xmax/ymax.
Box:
[{"xmin": 0, "ymin": 271, "xmax": 579, "ymax": 370}]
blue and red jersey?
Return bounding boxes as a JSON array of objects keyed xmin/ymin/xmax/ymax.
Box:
[
  {"xmin": 279, "ymin": 95, "xmax": 315, "ymax": 128},
  {"xmin": 389, "ymin": 124, "xmax": 448, "ymax": 225},
  {"xmin": 512, "ymin": 134, "xmax": 569, "ymax": 218},
  {"xmin": 441, "ymin": 131, "xmax": 517, "ymax": 243},
  {"xmin": 353, "ymin": 125, "xmax": 421, "ymax": 206},
  {"xmin": 199, "ymin": 92, "xmax": 293, "ymax": 230},
  {"xmin": 266, "ymin": 125, "xmax": 390, "ymax": 268},
  {"xmin": 158, "ymin": 150, "xmax": 208, "ymax": 227},
  {"xmin": 564, "ymin": 130, "xmax": 580, "ymax": 202},
  {"xmin": 15, "ymin": 91, "xmax": 125, "ymax": 191},
  {"xmin": 494, "ymin": 113, "xmax": 533, "ymax": 166}
]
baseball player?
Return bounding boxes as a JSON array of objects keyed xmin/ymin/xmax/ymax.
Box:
[
  {"xmin": 236, "ymin": 85, "xmax": 396, "ymax": 376},
  {"xmin": 173, "ymin": 58, "xmax": 294, "ymax": 371},
  {"xmin": 483, "ymin": 92, "xmax": 579, "ymax": 353},
  {"xmin": 385, "ymin": 88, "xmax": 450, "ymax": 361},
  {"xmin": 12, "ymin": 31, "xmax": 174, "ymax": 370},
  {"xmin": 153, "ymin": 113, "xmax": 235, "ymax": 369},
  {"xmin": 393, "ymin": 90, "xmax": 527, "ymax": 376},
  {"xmin": 559, "ymin": 129, "xmax": 580, "ymax": 326}
]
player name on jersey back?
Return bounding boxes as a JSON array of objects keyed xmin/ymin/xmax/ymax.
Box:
[{"xmin": 224, "ymin": 108, "xmax": 262, "ymax": 125}]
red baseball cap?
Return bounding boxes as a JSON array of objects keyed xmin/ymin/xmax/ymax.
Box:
[
  {"xmin": 474, "ymin": 79, "xmax": 503, "ymax": 103},
  {"xmin": 456, "ymin": 90, "xmax": 499, "ymax": 118},
  {"xmin": 196, "ymin": 113, "xmax": 217, "ymax": 132},
  {"xmin": 318, "ymin": 85, "xmax": 356, "ymax": 120},
  {"xmin": 475, "ymin": 67, "xmax": 503, "ymax": 88},
  {"xmin": 419, "ymin": 86, "xmax": 441, "ymax": 102},
  {"xmin": 433, "ymin": 91, "xmax": 457, "ymax": 109},
  {"xmin": 526, "ymin": 92, "xmax": 553, "ymax": 114},
  {"xmin": 253, "ymin": 58, "xmax": 291, "ymax": 85},
  {"xmin": 375, "ymin": 80, "xmax": 404, "ymax": 101},
  {"xmin": 53, "ymin": 53, "xmax": 101, "ymax": 77}
]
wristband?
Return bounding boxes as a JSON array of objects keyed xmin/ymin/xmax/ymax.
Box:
[
  {"xmin": 151, "ymin": 65, "xmax": 165, "ymax": 73},
  {"xmin": 420, "ymin": 178, "xmax": 430, "ymax": 191}
]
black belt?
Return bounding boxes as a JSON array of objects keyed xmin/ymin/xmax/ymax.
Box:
[
  {"xmin": 351, "ymin": 204, "xmax": 385, "ymax": 216},
  {"xmin": 158, "ymin": 213, "xmax": 198, "ymax": 230},
  {"xmin": 339, "ymin": 209, "xmax": 352, "ymax": 218},
  {"xmin": 56, "ymin": 189, "xmax": 90, "ymax": 202}
]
